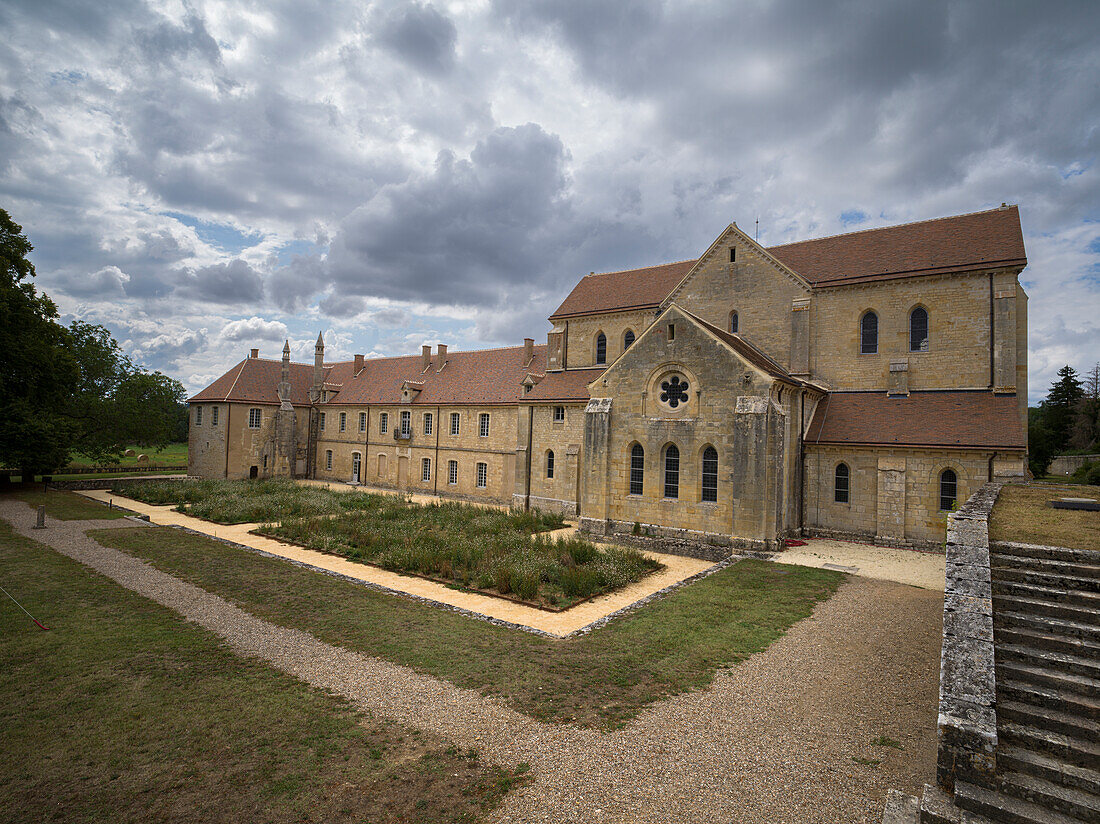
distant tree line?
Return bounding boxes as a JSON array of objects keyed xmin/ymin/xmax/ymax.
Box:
[
  {"xmin": 1, "ymin": 207, "xmax": 187, "ymax": 478},
  {"xmin": 1029, "ymin": 362, "xmax": 1100, "ymax": 477}
]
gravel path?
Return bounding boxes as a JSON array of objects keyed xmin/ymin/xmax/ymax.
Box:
[{"xmin": 2, "ymin": 501, "xmax": 943, "ymax": 823}]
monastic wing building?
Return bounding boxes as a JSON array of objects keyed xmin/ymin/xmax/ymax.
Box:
[{"xmin": 189, "ymin": 205, "xmax": 1028, "ymax": 551}]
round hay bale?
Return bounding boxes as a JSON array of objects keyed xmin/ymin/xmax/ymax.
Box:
[
  {"xmin": 137, "ymin": 453, "xmax": 149, "ymax": 463},
  {"xmin": 124, "ymin": 448, "xmax": 136, "ymax": 457}
]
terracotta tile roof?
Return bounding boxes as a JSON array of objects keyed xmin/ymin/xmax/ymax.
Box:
[
  {"xmin": 806, "ymin": 391, "xmax": 1025, "ymax": 449},
  {"xmin": 523, "ymin": 368, "xmax": 605, "ymax": 402},
  {"xmin": 548, "ymin": 207, "xmax": 1026, "ymax": 318},
  {"xmin": 681, "ymin": 309, "xmax": 803, "ymax": 384},
  {"xmin": 548, "ymin": 259, "xmax": 697, "ymax": 320},
  {"xmin": 189, "ymin": 358, "xmax": 319, "ymax": 405},
  {"xmin": 768, "ymin": 205, "xmax": 1026, "ymax": 286},
  {"xmin": 329, "ymin": 344, "xmax": 547, "ymax": 406}
]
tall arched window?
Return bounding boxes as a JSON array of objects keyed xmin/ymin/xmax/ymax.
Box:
[
  {"xmin": 701, "ymin": 446, "xmax": 718, "ymax": 502},
  {"xmin": 663, "ymin": 444, "xmax": 680, "ymax": 499},
  {"xmin": 860, "ymin": 312, "xmax": 878, "ymax": 354},
  {"xmin": 595, "ymin": 332, "xmax": 607, "ymax": 364},
  {"xmin": 729, "ymin": 311, "xmax": 739, "ymax": 333},
  {"xmin": 546, "ymin": 450, "xmax": 555, "ymax": 479},
  {"xmin": 910, "ymin": 307, "xmax": 929, "ymax": 352},
  {"xmin": 834, "ymin": 463, "xmax": 850, "ymax": 503},
  {"xmin": 629, "ymin": 444, "xmax": 644, "ymax": 495},
  {"xmin": 623, "ymin": 329, "xmax": 635, "ymax": 349},
  {"xmin": 939, "ymin": 469, "xmax": 958, "ymax": 511}
]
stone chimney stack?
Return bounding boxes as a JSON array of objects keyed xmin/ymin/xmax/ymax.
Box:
[
  {"xmin": 523, "ymin": 337, "xmax": 534, "ymax": 365},
  {"xmin": 354, "ymin": 354, "xmax": 364, "ymax": 374},
  {"xmin": 421, "ymin": 344, "xmax": 431, "ymax": 372},
  {"xmin": 278, "ymin": 340, "xmax": 292, "ymax": 406},
  {"xmin": 437, "ymin": 343, "xmax": 447, "ymax": 363},
  {"xmin": 310, "ymin": 331, "xmax": 324, "ymax": 402},
  {"xmin": 250, "ymin": 348, "xmax": 259, "ymax": 359}
]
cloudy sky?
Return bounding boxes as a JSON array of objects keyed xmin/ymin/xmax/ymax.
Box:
[{"xmin": 2, "ymin": 0, "xmax": 1098, "ymax": 402}]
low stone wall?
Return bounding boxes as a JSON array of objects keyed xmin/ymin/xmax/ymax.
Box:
[
  {"xmin": 579, "ymin": 517, "xmax": 736, "ymax": 562},
  {"xmin": 802, "ymin": 525, "xmax": 943, "ymax": 552},
  {"xmin": 935, "ymin": 481, "xmax": 1003, "ymax": 791},
  {"xmin": 49, "ymin": 475, "xmax": 187, "ymax": 491},
  {"xmin": 1047, "ymin": 453, "xmax": 1098, "ymax": 476}
]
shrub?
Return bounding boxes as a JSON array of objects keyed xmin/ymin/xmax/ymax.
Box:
[{"xmin": 1087, "ymin": 463, "xmax": 1100, "ymax": 485}]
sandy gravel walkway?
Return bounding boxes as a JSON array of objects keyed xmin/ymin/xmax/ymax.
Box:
[{"xmin": 1, "ymin": 500, "xmax": 942, "ymax": 824}]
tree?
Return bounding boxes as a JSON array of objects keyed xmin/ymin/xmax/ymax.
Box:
[
  {"xmin": 1071, "ymin": 362, "xmax": 1100, "ymax": 451},
  {"xmin": 1044, "ymin": 365, "xmax": 1084, "ymax": 453},
  {"xmin": 0, "ymin": 207, "xmax": 187, "ymax": 477}
]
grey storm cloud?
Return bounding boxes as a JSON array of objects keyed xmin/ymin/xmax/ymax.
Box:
[
  {"xmin": 174, "ymin": 259, "xmax": 264, "ymax": 304},
  {"xmin": 375, "ymin": 2, "xmax": 458, "ymax": 76}
]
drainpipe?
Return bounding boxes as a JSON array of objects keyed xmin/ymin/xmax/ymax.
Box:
[
  {"xmin": 988, "ymin": 451, "xmax": 998, "ymax": 482},
  {"xmin": 523, "ymin": 405, "xmax": 533, "ymax": 510},
  {"xmin": 988, "ymin": 273, "xmax": 995, "ymax": 389},
  {"xmin": 224, "ymin": 404, "xmax": 231, "ymax": 478},
  {"xmin": 433, "ymin": 405, "xmax": 440, "ymax": 496}
]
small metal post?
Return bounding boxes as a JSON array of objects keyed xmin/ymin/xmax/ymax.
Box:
[{"xmin": 33, "ymin": 505, "xmax": 46, "ymax": 529}]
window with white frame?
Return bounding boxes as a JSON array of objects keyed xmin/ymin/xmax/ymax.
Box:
[
  {"xmin": 448, "ymin": 460, "xmax": 458, "ymax": 485},
  {"xmin": 476, "ymin": 462, "xmax": 487, "ymax": 488},
  {"xmin": 450, "ymin": 412, "xmax": 460, "ymax": 435},
  {"xmin": 421, "ymin": 457, "xmax": 431, "ymax": 482},
  {"xmin": 339, "ymin": 412, "xmax": 346, "ymax": 432},
  {"xmin": 400, "ymin": 410, "xmax": 411, "ymax": 436},
  {"xmin": 195, "ymin": 406, "xmax": 203, "ymax": 425},
  {"xmin": 379, "ymin": 412, "xmax": 388, "ymax": 434},
  {"xmin": 424, "ymin": 412, "xmax": 433, "ymax": 435},
  {"xmin": 553, "ymin": 406, "xmax": 565, "ymax": 422},
  {"xmin": 211, "ymin": 406, "xmax": 219, "ymax": 426},
  {"xmin": 359, "ymin": 412, "xmax": 366, "ymax": 432},
  {"xmin": 325, "ymin": 450, "xmax": 333, "ymax": 470},
  {"xmin": 478, "ymin": 413, "xmax": 490, "ymax": 437},
  {"xmin": 248, "ymin": 408, "xmax": 262, "ymax": 428}
]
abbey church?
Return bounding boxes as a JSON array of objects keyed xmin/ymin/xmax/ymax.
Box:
[{"xmin": 188, "ymin": 205, "xmax": 1029, "ymax": 550}]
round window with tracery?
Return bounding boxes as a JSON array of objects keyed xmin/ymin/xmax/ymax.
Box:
[{"xmin": 659, "ymin": 375, "xmax": 690, "ymax": 409}]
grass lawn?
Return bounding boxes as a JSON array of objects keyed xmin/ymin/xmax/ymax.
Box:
[
  {"xmin": 92, "ymin": 525, "xmax": 843, "ymax": 729},
  {"xmin": 990, "ymin": 482, "xmax": 1100, "ymax": 551},
  {"xmin": 0, "ymin": 520, "xmax": 525, "ymax": 824},
  {"xmin": 4, "ymin": 486, "xmax": 129, "ymax": 520},
  {"xmin": 66, "ymin": 442, "xmax": 189, "ymax": 468}
]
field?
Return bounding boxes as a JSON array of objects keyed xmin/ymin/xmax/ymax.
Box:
[
  {"xmin": 990, "ymin": 482, "xmax": 1100, "ymax": 550},
  {"xmin": 0, "ymin": 519, "xmax": 526, "ymax": 824},
  {"xmin": 94, "ymin": 525, "xmax": 843, "ymax": 728},
  {"xmin": 66, "ymin": 442, "xmax": 189, "ymax": 469},
  {"xmin": 113, "ymin": 478, "xmax": 656, "ymax": 608},
  {"xmin": 7, "ymin": 485, "xmax": 129, "ymax": 520}
]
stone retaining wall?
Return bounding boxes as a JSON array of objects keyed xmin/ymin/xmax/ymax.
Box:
[
  {"xmin": 1047, "ymin": 453, "xmax": 1098, "ymax": 476},
  {"xmin": 936, "ymin": 481, "xmax": 1003, "ymax": 791}
]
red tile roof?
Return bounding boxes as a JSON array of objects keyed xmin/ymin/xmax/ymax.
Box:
[
  {"xmin": 189, "ymin": 358, "xmax": 319, "ymax": 405},
  {"xmin": 548, "ymin": 207, "xmax": 1026, "ymax": 319},
  {"xmin": 548, "ymin": 259, "xmax": 696, "ymax": 320},
  {"xmin": 806, "ymin": 391, "xmax": 1025, "ymax": 449},
  {"xmin": 523, "ymin": 367, "xmax": 605, "ymax": 402}
]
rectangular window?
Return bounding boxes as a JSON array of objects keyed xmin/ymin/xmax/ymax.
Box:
[
  {"xmin": 450, "ymin": 412, "xmax": 460, "ymax": 435},
  {"xmin": 478, "ymin": 413, "xmax": 490, "ymax": 437},
  {"xmin": 476, "ymin": 462, "xmax": 487, "ymax": 489},
  {"xmin": 421, "ymin": 457, "xmax": 431, "ymax": 482},
  {"xmin": 325, "ymin": 450, "xmax": 333, "ymax": 470},
  {"xmin": 668, "ymin": 323, "xmax": 675, "ymax": 341},
  {"xmin": 553, "ymin": 406, "xmax": 565, "ymax": 422},
  {"xmin": 400, "ymin": 410, "xmax": 411, "ymax": 436},
  {"xmin": 729, "ymin": 247, "xmax": 736, "ymax": 262},
  {"xmin": 359, "ymin": 412, "xmax": 366, "ymax": 432},
  {"xmin": 339, "ymin": 412, "xmax": 346, "ymax": 432},
  {"xmin": 424, "ymin": 412, "xmax": 433, "ymax": 435},
  {"xmin": 319, "ymin": 412, "xmax": 326, "ymax": 431},
  {"xmin": 248, "ymin": 408, "xmax": 262, "ymax": 429},
  {"xmin": 211, "ymin": 406, "xmax": 219, "ymax": 426},
  {"xmin": 195, "ymin": 406, "xmax": 203, "ymax": 425},
  {"xmin": 379, "ymin": 412, "xmax": 388, "ymax": 434},
  {"xmin": 448, "ymin": 460, "xmax": 458, "ymax": 485}
]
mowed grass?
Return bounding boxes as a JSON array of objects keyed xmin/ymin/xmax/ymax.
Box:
[
  {"xmin": 990, "ymin": 482, "xmax": 1100, "ymax": 551},
  {"xmin": 66, "ymin": 442, "xmax": 189, "ymax": 468},
  {"xmin": 93, "ymin": 526, "xmax": 843, "ymax": 729},
  {"xmin": 0, "ymin": 520, "xmax": 525, "ymax": 824},
  {"xmin": 4, "ymin": 486, "xmax": 128, "ymax": 520}
]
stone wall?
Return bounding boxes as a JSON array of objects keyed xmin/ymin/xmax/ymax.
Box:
[
  {"xmin": 1048, "ymin": 453, "xmax": 1099, "ymax": 476},
  {"xmin": 558, "ymin": 308, "xmax": 657, "ymax": 369},
  {"xmin": 188, "ymin": 401, "xmax": 310, "ymax": 480},
  {"xmin": 516, "ymin": 401, "xmax": 587, "ymax": 515}
]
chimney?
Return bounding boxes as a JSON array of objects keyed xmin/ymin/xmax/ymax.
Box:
[
  {"xmin": 437, "ymin": 343, "xmax": 447, "ymax": 362},
  {"xmin": 354, "ymin": 354, "xmax": 364, "ymax": 374},
  {"xmin": 523, "ymin": 337, "xmax": 534, "ymax": 364},
  {"xmin": 250, "ymin": 348, "xmax": 259, "ymax": 359},
  {"xmin": 421, "ymin": 344, "xmax": 431, "ymax": 372}
]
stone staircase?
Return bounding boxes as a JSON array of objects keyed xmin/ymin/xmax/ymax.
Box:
[{"xmin": 884, "ymin": 539, "xmax": 1100, "ymax": 824}]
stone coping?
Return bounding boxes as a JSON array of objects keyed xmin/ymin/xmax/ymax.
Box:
[
  {"xmin": 75, "ymin": 489, "xmax": 716, "ymax": 637},
  {"xmin": 936, "ymin": 481, "xmax": 1003, "ymax": 791}
]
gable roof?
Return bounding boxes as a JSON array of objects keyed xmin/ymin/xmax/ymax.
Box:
[
  {"xmin": 522, "ymin": 367, "xmax": 604, "ymax": 402},
  {"xmin": 189, "ymin": 358, "xmax": 320, "ymax": 405},
  {"xmin": 805, "ymin": 390, "xmax": 1025, "ymax": 449},
  {"xmin": 680, "ymin": 309, "xmax": 804, "ymax": 385},
  {"xmin": 548, "ymin": 206, "xmax": 1026, "ymax": 319}
]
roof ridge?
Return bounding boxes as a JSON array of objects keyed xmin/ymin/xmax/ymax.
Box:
[
  {"xmin": 585, "ymin": 258, "xmax": 697, "ymax": 278},
  {"xmin": 222, "ymin": 359, "xmax": 248, "ymax": 402},
  {"xmin": 766, "ymin": 205, "xmax": 1017, "ymax": 250}
]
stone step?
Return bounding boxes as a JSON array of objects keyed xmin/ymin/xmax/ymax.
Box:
[
  {"xmin": 999, "ymin": 721, "xmax": 1100, "ymax": 769},
  {"xmin": 882, "ymin": 789, "xmax": 920, "ymax": 824},
  {"xmin": 992, "ymin": 580, "xmax": 1100, "ymax": 610},
  {"xmin": 993, "ymin": 594, "xmax": 1100, "ymax": 626},
  {"xmin": 998, "ymin": 770, "xmax": 1100, "ymax": 822},
  {"xmin": 991, "ymin": 553, "xmax": 1100, "ymax": 581},
  {"xmin": 997, "ymin": 659, "xmax": 1099, "ymax": 700},
  {"xmin": 997, "ymin": 610, "xmax": 1100, "ymax": 645},
  {"xmin": 998, "ymin": 699, "xmax": 1099, "ymax": 742},
  {"xmin": 996, "ymin": 643, "xmax": 1100, "ymax": 681},
  {"xmin": 994, "ymin": 566, "xmax": 1100, "ymax": 593},
  {"xmin": 996, "ymin": 624, "xmax": 1100, "ymax": 658},
  {"xmin": 955, "ymin": 779, "xmax": 1085, "ymax": 824},
  {"xmin": 999, "ymin": 745, "xmax": 1100, "ymax": 797},
  {"xmin": 919, "ymin": 783, "xmax": 962, "ymax": 824},
  {"xmin": 993, "ymin": 542, "xmax": 1100, "ymax": 566},
  {"xmin": 999, "ymin": 678, "xmax": 1100, "ymax": 723}
]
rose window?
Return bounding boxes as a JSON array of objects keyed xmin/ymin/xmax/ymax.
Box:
[{"xmin": 660, "ymin": 375, "xmax": 690, "ymax": 408}]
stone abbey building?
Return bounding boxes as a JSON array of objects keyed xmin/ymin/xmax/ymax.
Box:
[{"xmin": 189, "ymin": 206, "xmax": 1029, "ymax": 550}]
